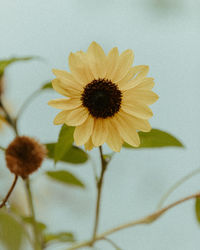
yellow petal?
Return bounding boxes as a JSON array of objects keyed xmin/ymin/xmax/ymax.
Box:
[
  {"xmin": 113, "ymin": 111, "xmax": 140, "ymax": 147},
  {"xmin": 118, "ymin": 65, "xmax": 149, "ymax": 90},
  {"xmin": 53, "ymin": 110, "xmax": 69, "ymax": 125},
  {"xmin": 115, "ymin": 67, "xmax": 136, "ymax": 88},
  {"xmin": 87, "ymin": 41, "xmax": 106, "ymax": 79},
  {"xmin": 48, "ymin": 98, "xmax": 81, "ymax": 110},
  {"xmin": 76, "ymin": 51, "xmax": 94, "ymax": 83},
  {"xmin": 106, "ymin": 119, "xmax": 123, "ymax": 152},
  {"xmin": 134, "ymin": 77, "xmax": 155, "ymax": 90},
  {"xmin": 64, "ymin": 107, "xmax": 89, "ymax": 126},
  {"xmin": 84, "ymin": 137, "xmax": 94, "ymax": 151},
  {"xmin": 52, "ymin": 69, "xmax": 82, "ymax": 88},
  {"xmin": 105, "ymin": 47, "xmax": 119, "ymax": 80},
  {"xmin": 124, "ymin": 89, "xmax": 159, "ymax": 105},
  {"xmin": 111, "ymin": 49, "xmax": 134, "ymax": 82},
  {"xmin": 52, "ymin": 79, "xmax": 81, "ymax": 97},
  {"xmin": 120, "ymin": 113, "xmax": 151, "ymax": 132},
  {"xmin": 92, "ymin": 118, "xmax": 108, "ymax": 146},
  {"xmin": 74, "ymin": 116, "xmax": 94, "ymax": 145},
  {"xmin": 134, "ymin": 65, "xmax": 149, "ymax": 79},
  {"xmin": 69, "ymin": 52, "xmax": 93, "ymax": 85},
  {"xmin": 121, "ymin": 99, "xmax": 153, "ymax": 119}
]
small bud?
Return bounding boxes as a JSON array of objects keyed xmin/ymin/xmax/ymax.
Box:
[{"xmin": 5, "ymin": 136, "xmax": 47, "ymax": 179}]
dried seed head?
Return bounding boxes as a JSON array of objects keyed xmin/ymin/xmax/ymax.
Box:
[{"xmin": 5, "ymin": 136, "xmax": 47, "ymax": 179}]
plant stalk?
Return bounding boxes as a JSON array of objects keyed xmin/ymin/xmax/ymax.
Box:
[
  {"xmin": 91, "ymin": 146, "xmax": 108, "ymax": 244},
  {"xmin": 0, "ymin": 175, "xmax": 18, "ymax": 208},
  {"xmin": 25, "ymin": 178, "xmax": 42, "ymax": 250}
]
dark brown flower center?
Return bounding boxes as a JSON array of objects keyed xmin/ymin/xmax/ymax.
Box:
[{"xmin": 81, "ymin": 79, "xmax": 122, "ymax": 118}]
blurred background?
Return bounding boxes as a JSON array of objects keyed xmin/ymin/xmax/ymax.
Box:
[{"xmin": 0, "ymin": 0, "xmax": 200, "ymax": 249}]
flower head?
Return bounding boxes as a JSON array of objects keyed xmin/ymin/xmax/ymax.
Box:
[
  {"xmin": 5, "ymin": 136, "xmax": 46, "ymax": 179},
  {"xmin": 48, "ymin": 42, "xmax": 158, "ymax": 152}
]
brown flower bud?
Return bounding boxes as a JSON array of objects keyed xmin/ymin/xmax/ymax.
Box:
[{"xmin": 5, "ymin": 136, "xmax": 47, "ymax": 179}]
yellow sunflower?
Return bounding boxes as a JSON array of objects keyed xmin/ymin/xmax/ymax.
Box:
[{"xmin": 48, "ymin": 42, "xmax": 158, "ymax": 152}]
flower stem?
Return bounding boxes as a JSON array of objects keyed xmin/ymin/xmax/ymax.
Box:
[
  {"xmin": 16, "ymin": 89, "xmax": 41, "ymax": 122},
  {"xmin": 0, "ymin": 99, "xmax": 18, "ymax": 136},
  {"xmin": 67, "ymin": 191, "xmax": 200, "ymax": 250},
  {"xmin": 91, "ymin": 146, "xmax": 108, "ymax": 244},
  {"xmin": 25, "ymin": 178, "xmax": 42, "ymax": 250},
  {"xmin": 0, "ymin": 174, "xmax": 18, "ymax": 208},
  {"xmin": 157, "ymin": 167, "xmax": 200, "ymax": 209}
]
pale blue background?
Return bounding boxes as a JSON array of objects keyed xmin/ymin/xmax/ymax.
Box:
[{"xmin": 0, "ymin": 0, "xmax": 200, "ymax": 249}]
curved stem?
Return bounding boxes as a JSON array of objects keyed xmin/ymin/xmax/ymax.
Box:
[
  {"xmin": 0, "ymin": 99, "xmax": 18, "ymax": 136},
  {"xmin": 67, "ymin": 191, "xmax": 200, "ymax": 250},
  {"xmin": 25, "ymin": 178, "xmax": 42, "ymax": 250},
  {"xmin": 16, "ymin": 89, "xmax": 41, "ymax": 122},
  {"xmin": 157, "ymin": 167, "xmax": 200, "ymax": 209},
  {"xmin": 91, "ymin": 146, "xmax": 108, "ymax": 244},
  {"xmin": 103, "ymin": 237, "xmax": 122, "ymax": 250},
  {"xmin": 0, "ymin": 175, "xmax": 18, "ymax": 208},
  {"xmin": 1, "ymin": 93, "xmax": 42, "ymax": 249}
]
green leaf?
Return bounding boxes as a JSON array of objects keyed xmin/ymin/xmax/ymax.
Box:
[
  {"xmin": 0, "ymin": 211, "xmax": 29, "ymax": 250},
  {"xmin": 46, "ymin": 170, "xmax": 85, "ymax": 188},
  {"xmin": 22, "ymin": 216, "xmax": 47, "ymax": 232},
  {"xmin": 123, "ymin": 129, "xmax": 184, "ymax": 149},
  {"xmin": 0, "ymin": 56, "xmax": 36, "ymax": 76},
  {"xmin": 54, "ymin": 125, "xmax": 75, "ymax": 164},
  {"xmin": 195, "ymin": 198, "xmax": 200, "ymax": 223},
  {"xmin": 44, "ymin": 232, "xmax": 75, "ymax": 243},
  {"xmin": 41, "ymin": 81, "xmax": 52, "ymax": 90},
  {"xmin": 46, "ymin": 143, "xmax": 88, "ymax": 164}
]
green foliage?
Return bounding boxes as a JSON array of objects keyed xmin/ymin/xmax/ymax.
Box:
[
  {"xmin": 41, "ymin": 81, "xmax": 52, "ymax": 90},
  {"xmin": 54, "ymin": 125, "xmax": 75, "ymax": 164},
  {"xmin": 22, "ymin": 216, "xmax": 47, "ymax": 232},
  {"xmin": 44, "ymin": 232, "xmax": 75, "ymax": 243},
  {"xmin": 0, "ymin": 56, "xmax": 35, "ymax": 76},
  {"xmin": 123, "ymin": 129, "xmax": 184, "ymax": 149},
  {"xmin": 195, "ymin": 198, "xmax": 200, "ymax": 223},
  {"xmin": 0, "ymin": 211, "xmax": 29, "ymax": 250},
  {"xmin": 46, "ymin": 143, "xmax": 88, "ymax": 164},
  {"xmin": 46, "ymin": 170, "xmax": 85, "ymax": 188}
]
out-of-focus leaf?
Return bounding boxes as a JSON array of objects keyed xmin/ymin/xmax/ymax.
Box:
[
  {"xmin": 46, "ymin": 170, "xmax": 85, "ymax": 188},
  {"xmin": 123, "ymin": 129, "xmax": 184, "ymax": 149},
  {"xmin": 54, "ymin": 125, "xmax": 75, "ymax": 164},
  {"xmin": 22, "ymin": 216, "xmax": 47, "ymax": 232},
  {"xmin": 41, "ymin": 82, "xmax": 52, "ymax": 90},
  {"xmin": 195, "ymin": 198, "xmax": 200, "ymax": 223},
  {"xmin": 0, "ymin": 211, "xmax": 29, "ymax": 250},
  {"xmin": 44, "ymin": 232, "xmax": 75, "ymax": 243},
  {"xmin": 0, "ymin": 56, "xmax": 36, "ymax": 76},
  {"xmin": 46, "ymin": 143, "xmax": 88, "ymax": 164}
]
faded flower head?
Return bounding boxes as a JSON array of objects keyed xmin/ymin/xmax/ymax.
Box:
[
  {"xmin": 5, "ymin": 136, "xmax": 46, "ymax": 179},
  {"xmin": 48, "ymin": 42, "xmax": 159, "ymax": 152}
]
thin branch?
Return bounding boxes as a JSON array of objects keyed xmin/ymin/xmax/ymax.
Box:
[
  {"xmin": 157, "ymin": 167, "xmax": 200, "ymax": 209},
  {"xmin": 0, "ymin": 175, "xmax": 18, "ymax": 208},
  {"xmin": 25, "ymin": 178, "xmax": 42, "ymax": 250},
  {"xmin": 0, "ymin": 99, "xmax": 18, "ymax": 136},
  {"xmin": 16, "ymin": 89, "xmax": 41, "ymax": 122},
  {"xmin": 67, "ymin": 191, "xmax": 200, "ymax": 250},
  {"xmin": 103, "ymin": 237, "xmax": 122, "ymax": 250},
  {"xmin": 91, "ymin": 146, "xmax": 108, "ymax": 244}
]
